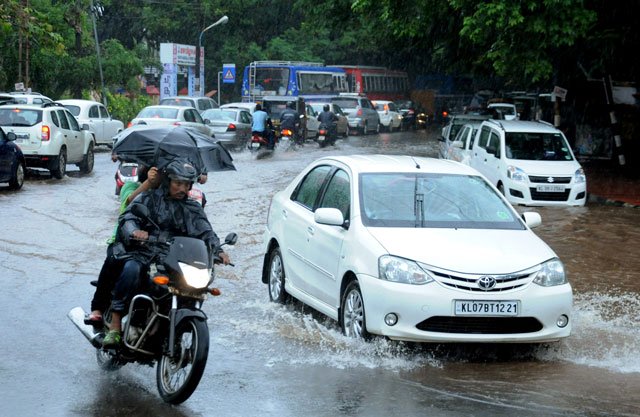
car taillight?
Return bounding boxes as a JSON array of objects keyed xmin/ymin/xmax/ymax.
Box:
[
  {"xmin": 41, "ymin": 125, "xmax": 50, "ymax": 141},
  {"xmin": 127, "ymin": 121, "xmax": 133, "ymax": 128},
  {"xmin": 356, "ymin": 108, "xmax": 363, "ymax": 116},
  {"xmin": 384, "ymin": 104, "xmax": 389, "ymax": 114},
  {"xmin": 408, "ymin": 109, "xmax": 415, "ymax": 115},
  {"xmin": 174, "ymin": 121, "xmax": 181, "ymax": 126},
  {"xmin": 227, "ymin": 123, "xmax": 236, "ymax": 131}
]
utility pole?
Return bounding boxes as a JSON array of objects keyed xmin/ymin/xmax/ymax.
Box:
[{"xmin": 90, "ymin": 0, "xmax": 107, "ymax": 106}]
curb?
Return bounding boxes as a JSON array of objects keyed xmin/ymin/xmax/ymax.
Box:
[{"xmin": 587, "ymin": 193, "xmax": 640, "ymax": 208}]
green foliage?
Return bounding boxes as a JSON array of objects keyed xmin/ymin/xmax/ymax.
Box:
[{"xmin": 105, "ymin": 91, "xmax": 151, "ymax": 127}]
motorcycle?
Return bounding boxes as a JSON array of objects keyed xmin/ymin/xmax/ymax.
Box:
[
  {"xmin": 114, "ymin": 162, "xmax": 138, "ymax": 195},
  {"xmin": 68, "ymin": 204, "xmax": 237, "ymax": 404},
  {"xmin": 316, "ymin": 123, "xmax": 336, "ymax": 148}
]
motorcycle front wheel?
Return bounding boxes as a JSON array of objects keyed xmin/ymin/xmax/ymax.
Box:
[{"xmin": 156, "ymin": 318, "xmax": 209, "ymax": 404}]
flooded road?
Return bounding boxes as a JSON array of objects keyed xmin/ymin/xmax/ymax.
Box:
[{"xmin": 0, "ymin": 128, "xmax": 638, "ymax": 416}]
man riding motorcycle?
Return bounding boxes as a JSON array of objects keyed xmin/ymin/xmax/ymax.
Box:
[
  {"xmin": 251, "ymin": 103, "xmax": 275, "ymax": 150},
  {"xmin": 279, "ymin": 102, "xmax": 302, "ymax": 145},
  {"xmin": 317, "ymin": 104, "xmax": 339, "ymax": 145},
  {"xmin": 102, "ymin": 159, "xmax": 230, "ymax": 347}
]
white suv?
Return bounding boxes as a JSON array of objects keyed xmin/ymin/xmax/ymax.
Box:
[
  {"xmin": 469, "ymin": 120, "xmax": 586, "ymax": 206},
  {"xmin": 0, "ymin": 103, "xmax": 95, "ymax": 178}
]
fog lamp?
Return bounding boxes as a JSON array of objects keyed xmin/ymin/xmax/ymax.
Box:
[
  {"xmin": 556, "ymin": 314, "xmax": 569, "ymax": 328},
  {"xmin": 384, "ymin": 313, "xmax": 398, "ymax": 326}
]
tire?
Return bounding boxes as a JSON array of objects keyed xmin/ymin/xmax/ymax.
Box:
[
  {"xmin": 341, "ymin": 280, "xmax": 370, "ymax": 340},
  {"xmin": 157, "ymin": 318, "xmax": 209, "ymax": 405},
  {"xmin": 79, "ymin": 143, "xmax": 94, "ymax": 174},
  {"xmin": 268, "ymin": 247, "xmax": 288, "ymax": 304},
  {"xmin": 498, "ymin": 183, "xmax": 505, "ymax": 196},
  {"xmin": 50, "ymin": 147, "xmax": 67, "ymax": 179},
  {"xmin": 361, "ymin": 122, "xmax": 368, "ymax": 136},
  {"xmin": 375, "ymin": 122, "xmax": 380, "ymax": 134},
  {"xmin": 343, "ymin": 125, "xmax": 350, "ymax": 138},
  {"xmin": 8, "ymin": 162, "xmax": 25, "ymax": 190}
]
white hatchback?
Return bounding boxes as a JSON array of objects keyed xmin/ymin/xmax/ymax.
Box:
[
  {"xmin": 373, "ymin": 100, "xmax": 403, "ymax": 132},
  {"xmin": 261, "ymin": 155, "xmax": 572, "ymax": 343}
]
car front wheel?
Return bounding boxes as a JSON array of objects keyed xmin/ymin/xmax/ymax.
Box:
[
  {"xmin": 268, "ymin": 247, "xmax": 288, "ymax": 304},
  {"xmin": 9, "ymin": 162, "xmax": 25, "ymax": 190},
  {"xmin": 341, "ymin": 280, "xmax": 370, "ymax": 340}
]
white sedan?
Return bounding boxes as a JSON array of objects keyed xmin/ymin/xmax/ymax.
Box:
[
  {"xmin": 58, "ymin": 99, "xmax": 124, "ymax": 147},
  {"xmin": 261, "ymin": 155, "xmax": 572, "ymax": 343},
  {"xmin": 129, "ymin": 105, "xmax": 214, "ymax": 138}
]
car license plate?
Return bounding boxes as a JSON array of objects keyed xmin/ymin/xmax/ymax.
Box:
[
  {"xmin": 536, "ymin": 184, "xmax": 565, "ymax": 192},
  {"xmin": 454, "ymin": 300, "xmax": 518, "ymax": 316}
]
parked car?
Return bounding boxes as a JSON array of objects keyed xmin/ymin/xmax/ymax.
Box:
[
  {"xmin": 0, "ymin": 127, "xmax": 26, "ymax": 190},
  {"xmin": 309, "ymin": 102, "xmax": 350, "ymax": 137},
  {"xmin": 201, "ymin": 108, "xmax": 252, "ymax": 150},
  {"xmin": 7, "ymin": 91, "xmax": 53, "ymax": 105},
  {"xmin": 469, "ymin": 120, "xmax": 586, "ymax": 206},
  {"xmin": 0, "ymin": 103, "xmax": 95, "ymax": 178},
  {"xmin": 220, "ymin": 102, "xmax": 258, "ymax": 114},
  {"xmin": 373, "ymin": 100, "xmax": 403, "ymax": 132},
  {"xmin": 0, "ymin": 93, "xmax": 16, "ymax": 106},
  {"xmin": 441, "ymin": 122, "xmax": 483, "ymax": 165},
  {"xmin": 128, "ymin": 105, "xmax": 214, "ymax": 137},
  {"xmin": 439, "ymin": 113, "xmax": 492, "ymax": 158},
  {"xmin": 57, "ymin": 99, "xmax": 124, "ymax": 147},
  {"xmin": 159, "ymin": 96, "xmax": 218, "ymax": 115},
  {"xmin": 330, "ymin": 94, "xmax": 380, "ymax": 135},
  {"xmin": 261, "ymin": 155, "xmax": 572, "ymax": 343},
  {"xmin": 488, "ymin": 102, "xmax": 519, "ymax": 120}
]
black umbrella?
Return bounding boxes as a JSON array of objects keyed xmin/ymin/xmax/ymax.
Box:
[{"xmin": 112, "ymin": 125, "xmax": 236, "ymax": 172}]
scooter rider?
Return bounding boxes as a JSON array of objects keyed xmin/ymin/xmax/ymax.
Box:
[
  {"xmin": 252, "ymin": 103, "xmax": 275, "ymax": 149},
  {"xmin": 279, "ymin": 102, "xmax": 302, "ymax": 144},
  {"xmin": 317, "ymin": 104, "xmax": 339, "ymax": 142},
  {"xmin": 102, "ymin": 159, "xmax": 231, "ymax": 347}
]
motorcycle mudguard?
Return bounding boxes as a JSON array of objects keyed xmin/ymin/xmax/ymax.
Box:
[{"xmin": 168, "ymin": 308, "xmax": 208, "ymax": 357}]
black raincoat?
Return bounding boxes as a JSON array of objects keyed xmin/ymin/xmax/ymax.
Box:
[{"xmin": 116, "ymin": 184, "xmax": 221, "ymax": 264}]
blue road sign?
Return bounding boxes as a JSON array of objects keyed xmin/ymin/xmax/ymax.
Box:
[{"xmin": 223, "ymin": 64, "xmax": 236, "ymax": 84}]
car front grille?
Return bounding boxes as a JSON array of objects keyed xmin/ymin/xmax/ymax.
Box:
[
  {"xmin": 529, "ymin": 188, "xmax": 571, "ymax": 201},
  {"xmin": 415, "ymin": 316, "xmax": 543, "ymax": 334},
  {"xmin": 428, "ymin": 268, "xmax": 535, "ymax": 292},
  {"xmin": 528, "ymin": 176, "xmax": 572, "ymax": 184}
]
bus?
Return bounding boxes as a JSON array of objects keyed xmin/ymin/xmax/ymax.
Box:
[
  {"xmin": 330, "ymin": 65, "xmax": 410, "ymax": 101},
  {"xmin": 241, "ymin": 61, "xmax": 348, "ymax": 102}
]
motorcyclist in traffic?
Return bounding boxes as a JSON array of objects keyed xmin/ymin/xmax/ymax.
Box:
[
  {"xmin": 279, "ymin": 102, "xmax": 302, "ymax": 145},
  {"xmin": 252, "ymin": 103, "xmax": 275, "ymax": 150},
  {"xmin": 102, "ymin": 159, "xmax": 231, "ymax": 347},
  {"xmin": 317, "ymin": 104, "xmax": 339, "ymax": 144}
]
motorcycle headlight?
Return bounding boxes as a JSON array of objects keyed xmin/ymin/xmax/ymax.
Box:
[
  {"xmin": 179, "ymin": 262, "xmax": 211, "ymax": 289},
  {"xmin": 574, "ymin": 167, "xmax": 586, "ymax": 184},
  {"xmin": 378, "ymin": 255, "xmax": 433, "ymax": 285},
  {"xmin": 533, "ymin": 259, "xmax": 567, "ymax": 286},
  {"xmin": 507, "ymin": 165, "xmax": 528, "ymax": 182}
]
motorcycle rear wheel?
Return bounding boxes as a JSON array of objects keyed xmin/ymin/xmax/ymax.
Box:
[{"xmin": 156, "ymin": 318, "xmax": 209, "ymax": 404}]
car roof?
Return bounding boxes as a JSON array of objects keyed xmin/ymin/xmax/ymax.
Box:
[
  {"xmin": 143, "ymin": 105, "xmax": 192, "ymax": 110},
  {"xmin": 56, "ymin": 99, "xmax": 103, "ymax": 106},
  {"xmin": 484, "ymin": 120, "xmax": 561, "ymax": 133},
  {"xmin": 316, "ymin": 155, "xmax": 482, "ymax": 176}
]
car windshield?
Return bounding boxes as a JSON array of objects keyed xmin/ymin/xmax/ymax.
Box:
[
  {"xmin": 332, "ymin": 99, "xmax": 358, "ymax": 109},
  {"xmin": 202, "ymin": 109, "xmax": 236, "ymax": 121},
  {"xmin": 0, "ymin": 108, "xmax": 42, "ymax": 126},
  {"xmin": 160, "ymin": 98, "xmax": 195, "ymax": 108},
  {"xmin": 491, "ymin": 105, "xmax": 516, "ymax": 115},
  {"xmin": 63, "ymin": 105, "xmax": 81, "ymax": 116},
  {"xmin": 505, "ymin": 132, "xmax": 574, "ymax": 161},
  {"xmin": 138, "ymin": 107, "xmax": 178, "ymax": 119},
  {"xmin": 359, "ymin": 173, "xmax": 523, "ymax": 229}
]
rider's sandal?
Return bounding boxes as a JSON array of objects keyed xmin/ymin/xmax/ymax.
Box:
[{"xmin": 102, "ymin": 330, "xmax": 122, "ymax": 348}]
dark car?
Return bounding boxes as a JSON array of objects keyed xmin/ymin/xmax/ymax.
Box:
[{"xmin": 0, "ymin": 127, "xmax": 26, "ymax": 190}]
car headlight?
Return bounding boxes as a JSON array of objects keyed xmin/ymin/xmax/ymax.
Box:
[
  {"xmin": 533, "ymin": 259, "xmax": 567, "ymax": 286},
  {"xmin": 179, "ymin": 262, "xmax": 211, "ymax": 289},
  {"xmin": 574, "ymin": 167, "xmax": 586, "ymax": 183},
  {"xmin": 507, "ymin": 165, "xmax": 528, "ymax": 182},
  {"xmin": 378, "ymin": 255, "xmax": 433, "ymax": 285}
]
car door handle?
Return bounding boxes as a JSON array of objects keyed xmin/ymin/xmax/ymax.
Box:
[
  {"xmin": 307, "ymin": 226, "xmax": 314, "ymax": 236},
  {"xmin": 281, "ymin": 209, "xmax": 287, "ymax": 219}
]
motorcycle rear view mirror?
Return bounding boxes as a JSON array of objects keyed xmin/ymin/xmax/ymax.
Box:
[{"xmin": 224, "ymin": 232, "xmax": 238, "ymax": 246}]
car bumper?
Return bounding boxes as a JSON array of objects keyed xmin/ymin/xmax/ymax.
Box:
[
  {"xmin": 212, "ymin": 132, "xmax": 244, "ymax": 147},
  {"xmin": 347, "ymin": 118, "xmax": 365, "ymax": 129},
  {"xmin": 504, "ymin": 180, "xmax": 587, "ymax": 207},
  {"xmin": 357, "ymin": 273, "xmax": 573, "ymax": 343}
]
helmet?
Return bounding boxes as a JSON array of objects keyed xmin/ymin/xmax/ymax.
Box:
[
  {"xmin": 165, "ymin": 159, "xmax": 198, "ymax": 183},
  {"xmin": 323, "ymin": 104, "xmax": 330, "ymax": 112}
]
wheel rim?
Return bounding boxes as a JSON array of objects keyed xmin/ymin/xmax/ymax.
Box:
[
  {"xmin": 15, "ymin": 164, "xmax": 24, "ymax": 187},
  {"xmin": 86, "ymin": 147, "xmax": 94, "ymax": 171},
  {"xmin": 343, "ymin": 288, "xmax": 364, "ymax": 338},
  {"xmin": 269, "ymin": 252, "xmax": 283, "ymax": 301},
  {"xmin": 159, "ymin": 320, "xmax": 198, "ymax": 395}
]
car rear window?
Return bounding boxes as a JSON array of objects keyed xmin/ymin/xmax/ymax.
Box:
[
  {"xmin": 64, "ymin": 105, "xmax": 81, "ymax": 117},
  {"xmin": 138, "ymin": 108, "xmax": 179, "ymax": 119},
  {"xmin": 160, "ymin": 98, "xmax": 195, "ymax": 108},
  {"xmin": 0, "ymin": 108, "xmax": 42, "ymax": 126},
  {"xmin": 332, "ymin": 99, "xmax": 358, "ymax": 109}
]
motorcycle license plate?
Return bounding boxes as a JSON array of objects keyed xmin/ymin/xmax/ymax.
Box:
[
  {"xmin": 318, "ymin": 135, "xmax": 325, "ymax": 142},
  {"xmin": 455, "ymin": 300, "xmax": 519, "ymax": 316},
  {"xmin": 250, "ymin": 142, "xmax": 261, "ymax": 149}
]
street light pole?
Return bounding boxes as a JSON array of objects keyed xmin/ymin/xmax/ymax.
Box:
[
  {"xmin": 90, "ymin": 0, "xmax": 107, "ymax": 106},
  {"xmin": 196, "ymin": 15, "xmax": 229, "ymax": 97}
]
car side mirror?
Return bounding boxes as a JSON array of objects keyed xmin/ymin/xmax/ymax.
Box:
[
  {"xmin": 6, "ymin": 131, "xmax": 17, "ymax": 141},
  {"xmin": 521, "ymin": 212, "xmax": 542, "ymax": 228},
  {"xmin": 204, "ymin": 119, "xmax": 211, "ymax": 124},
  {"xmin": 486, "ymin": 145, "xmax": 498, "ymax": 156},
  {"xmin": 81, "ymin": 123, "xmax": 90, "ymax": 131},
  {"xmin": 314, "ymin": 208, "xmax": 346, "ymax": 228}
]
